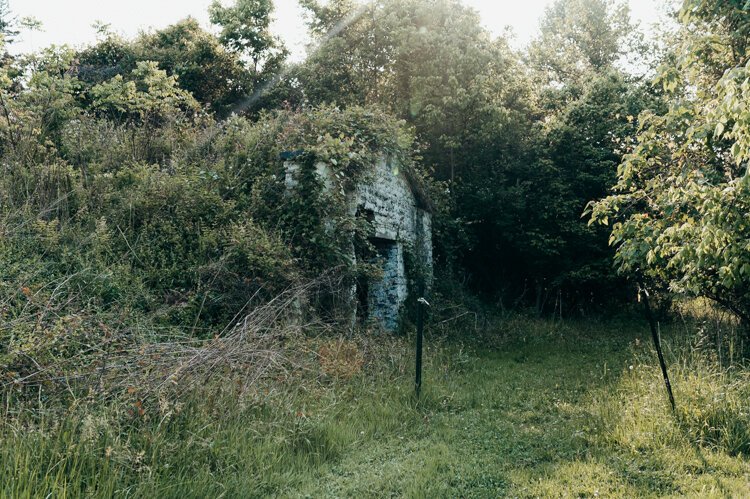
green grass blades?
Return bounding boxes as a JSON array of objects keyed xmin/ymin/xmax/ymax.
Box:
[{"xmin": 3, "ymin": 317, "xmax": 750, "ymax": 498}]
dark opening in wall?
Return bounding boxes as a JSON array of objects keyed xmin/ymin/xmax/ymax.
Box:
[{"xmin": 356, "ymin": 270, "xmax": 370, "ymax": 323}]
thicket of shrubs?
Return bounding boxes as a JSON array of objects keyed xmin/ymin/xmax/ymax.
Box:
[{"xmin": 0, "ymin": 40, "xmax": 432, "ymax": 395}]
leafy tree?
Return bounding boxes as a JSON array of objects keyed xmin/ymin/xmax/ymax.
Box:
[
  {"xmin": 590, "ymin": 0, "xmax": 750, "ymax": 326},
  {"xmin": 77, "ymin": 20, "xmax": 249, "ymax": 115},
  {"xmin": 133, "ymin": 19, "xmax": 248, "ymax": 114},
  {"xmin": 76, "ymin": 5, "xmax": 290, "ymax": 116},
  {"xmin": 87, "ymin": 60, "xmax": 202, "ymax": 163},
  {"xmin": 76, "ymin": 28, "xmax": 138, "ymax": 87},
  {"xmin": 90, "ymin": 60, "xmax": 200, "ymax": 124},
  {"xmin": 539, "ymin": 71, "xmax": 653, "ymax": 309},
  {"xmin": 483, "ymin": 0, "xmax": 652, "ymax": 313},
  {"xmin": 209, "ymin": 0, "xmax": 286, "ymax": 74},
  {"xmin": 0, "ymin": 0, "xmax": 18, "ymax": 44},
  {"xmin": 0, "ymin": 47, "xmax": 80, "ymax": 162},
  {"xmin": 529, "ymin": 0, "xmax": 636, "ymax": 86},
  {"xmin": 295, "ymin": 0, "xmax": 653, "ymax": 312},
  {"xmin": 415, "ymin": 0, "xmax": 648, "ymax": 310}
]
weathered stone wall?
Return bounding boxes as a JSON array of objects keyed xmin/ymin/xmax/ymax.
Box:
[
  {"xmin": 353, "ymin": 158, "xmax": 419, "ymax": 244},
  {"xmin": 352, "ymin": 157, "xmax": 432, "ymax": 330},
  {"xmin": 415, "ymin": 208, "xmax": 433, "ymax": 287},
  {"xmin": 284, "ymin": 156, "xmax": 432, "ymax": 331},
  {"xmin": 367, "ymin": 240, "xmax": 406, "ymax": 331}
]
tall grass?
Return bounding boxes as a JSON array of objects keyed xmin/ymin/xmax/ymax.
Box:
[
  {"xmin": 590, "ymin": 301, "xmax": 750, "ymax": 481},
  {"xmin": 0, "ymin": 331, "xmax": 448, "ymax": 497},
  {"xmin": 4, "ymin": 306, "xmax": 750, "ymax": 497}
]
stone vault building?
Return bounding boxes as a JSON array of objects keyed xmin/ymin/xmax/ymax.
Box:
[{"xmin": 284, "ymin": 154, "xmax": 432, "ymax": 331}]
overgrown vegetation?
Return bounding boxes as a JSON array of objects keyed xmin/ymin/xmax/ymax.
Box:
[
  {"xmin": 3, "ymin": 0, "xmax": 750, "ymax": 495},
  {"xmin": 0, "ymin": 99, "xmax": 426, "ymax": 394}
]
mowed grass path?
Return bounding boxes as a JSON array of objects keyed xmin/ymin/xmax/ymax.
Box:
[{"xmin": 291, "ymin": 321, "xmax": 750, "ymax": 498}]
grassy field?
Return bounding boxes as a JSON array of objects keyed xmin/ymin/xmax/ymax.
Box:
[{"xmin": 3, "ymin": 315, "xmax": 750, "ymax": 497}]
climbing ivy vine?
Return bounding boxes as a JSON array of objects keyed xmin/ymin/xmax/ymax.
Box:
[{"xmin": 238, "ymin": 105, "xmax": 426, "ymax": 278}]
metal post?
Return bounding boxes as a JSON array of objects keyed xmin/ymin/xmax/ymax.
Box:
[
  {"xmin": 639, "ymin": 284, "xmax": 676, "ymax": 412},
  {"xmin": 415, "ymin": 281, "xmax": 425, "ymax": 398}
]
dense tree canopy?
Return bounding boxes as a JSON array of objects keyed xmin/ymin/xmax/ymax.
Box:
[
  {"xmin": 6, "ymin": 0, "xmax": 747, "ymax": 329},
  {"xmin": 291, "ymin": 0, "xmax": 655, "ymax": 314},
  {"xmin": 529, "ymin": 0, "xmax": 636, "ymax": 85}
]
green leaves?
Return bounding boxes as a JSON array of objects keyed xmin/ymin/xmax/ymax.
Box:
[
  {"xmin": 529, "ymin": 0, "xmax": 639, "ymax": 87},
  {"xmin": 591, "ymin": 0, "xmax": 750, "ymax": 323},
  {"xmin": 209, "ymin": 0, "xmax": 286, "ymax": 72},
  {"xmin": 714, "ymin": 121, "xmax": 725, "ymax": 138},
  {"xmin": 245, "ymin": 105, "xmax": 423, "ymax": 277},
  {"xmin": 91, "ymin": 61, "xmax": 199, "ymax": 124}
]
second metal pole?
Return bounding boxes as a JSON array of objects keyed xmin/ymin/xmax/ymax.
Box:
[{"xmin": 640, "ymin": 284, "xmax": 676, "ymax": 412}]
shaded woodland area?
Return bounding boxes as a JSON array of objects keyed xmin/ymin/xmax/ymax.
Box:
[{"xmin": 4, "ymin": 0, "xmax": 750, "ymax": 496}]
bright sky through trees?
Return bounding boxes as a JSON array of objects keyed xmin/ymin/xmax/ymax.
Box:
[{"xmin": 10, "ymin": 0, "xmax": 667, "ymax": 59}]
